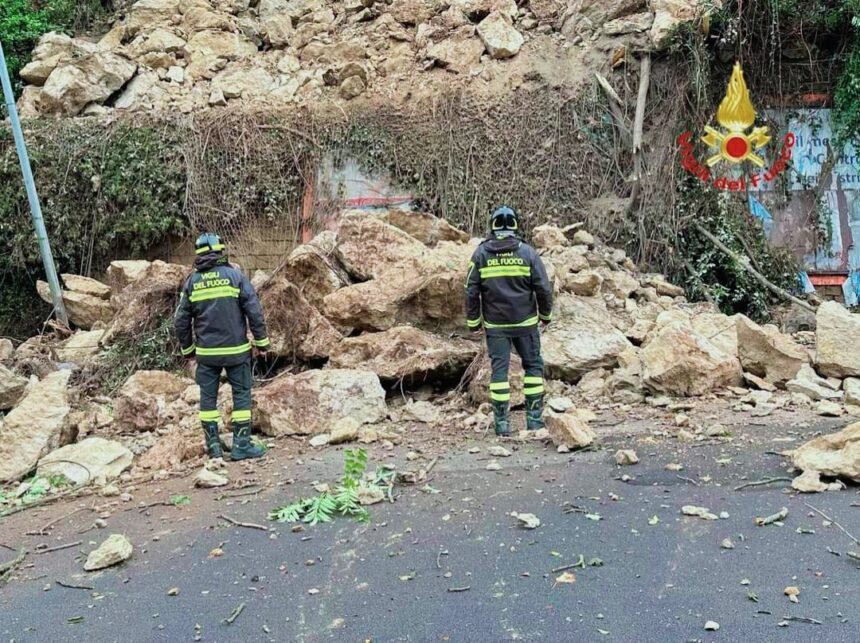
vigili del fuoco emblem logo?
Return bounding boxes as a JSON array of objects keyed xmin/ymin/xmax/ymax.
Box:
[{"xmin": 677, "ymin": 62, "xmax": 795, "ymax": 191}]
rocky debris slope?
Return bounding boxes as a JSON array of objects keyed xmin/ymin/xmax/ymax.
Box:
[
  {"xmin": 5, "ymin": 207, "xmax": 860, "ymax": 502},
  {"xmin": 17, "ymin": 0, "xmax": 718, "ymax": 116}
]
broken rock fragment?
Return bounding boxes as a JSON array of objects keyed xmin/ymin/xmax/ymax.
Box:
[
  {"xmin": 84, "ymin": 534, "xmax": 133, "ymax": 571},
  {"xmin": 545, "ymin": 411, "xmax": 595, "ymax": 449}
]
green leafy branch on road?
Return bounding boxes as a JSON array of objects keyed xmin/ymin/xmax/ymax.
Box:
[{"xmin": 268, "ymin": 449, "xmax": 393, "ymax": 526}]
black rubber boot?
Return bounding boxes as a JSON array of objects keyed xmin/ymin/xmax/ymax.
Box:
[
  {"xmin": 231, "ymin": 422, "xmax": 266, "ymax": 461},
  {"xmin": 525, "ymin": 394, "xmax": 545, "ymax": 431},
  {"xmin": 491, "ymin": 400, "xmax": 511, "ymax": 437},
  {"xmin": 202, "ymin": 422, "xmax": 223, "ymax": 459}
]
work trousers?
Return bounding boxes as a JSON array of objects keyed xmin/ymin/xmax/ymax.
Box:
[
  {"xmin": 486, "ymin": 329, "xmax": 545, "ymax": 403},
  {"xmin": 196, "ymin": 360, "xmax": 253, "ymax": 427}
]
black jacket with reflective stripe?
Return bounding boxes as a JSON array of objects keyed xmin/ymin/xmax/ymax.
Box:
[
  {"xmin": 464, "ymin": 236, "xmax": 553, "ymax": 337},
  {"xmin": 174, "ymin": 254, "xmax": 269, "ymax": 366}
]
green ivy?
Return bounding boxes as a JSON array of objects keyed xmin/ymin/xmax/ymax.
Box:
[
  {"xmin": 0, "ymin": 120, "xmax": 187, "ymax": 337},
  {"xmin": 676, "ymin": 177, "xmax": 798, "ymax": 320},
  {"xmin": 0, "ymin": 0, "xmax": 109, "ymax": 92}
]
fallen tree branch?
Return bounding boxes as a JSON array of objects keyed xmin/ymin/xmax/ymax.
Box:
[
  {"xmin": 56, "ymin": 580, "xmax": 94, "ymax": 590},
  {"xmin": 218, "ymin": 514, "xmax": 269, "ymax": 531},
  {"xmin": 594, "ymin": 73, "xmax": 631, "ymax": 146},
  {"xmin": 734, "ymin": 477, "xmax": 793, "ymax": 491},
  {"xmin": 692, "ymin": 222, "xmax": 816, "ymax": 312},
  {"xmin": 804, "ymin": 503, "xmax": 859, "ymax": 545},
  {"xmin": 223, "ymin": 601, "xmax": 246, "ymax": 625},
  {"xmin": 627, "ymin": 53, "xmax": 651, "ymax": 220},
  {"xmin": 0, "ymin": 547, "xmax": 26, "ymax": 581}
]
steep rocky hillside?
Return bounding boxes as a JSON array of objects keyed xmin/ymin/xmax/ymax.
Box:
[{"xmin": 16, "ymin": 0, "xmax": 716, "ymax": 116}]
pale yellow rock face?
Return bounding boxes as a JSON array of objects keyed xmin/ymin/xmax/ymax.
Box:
[{"xmin": 0, "ymin": 371, "xmax": 72, "ymax": 483}]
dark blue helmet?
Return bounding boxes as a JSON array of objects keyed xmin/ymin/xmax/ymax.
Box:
[
  {"xmin": 490, "ymin": 205, "xmax": 519, "ymax": 233},
  {"xmin": 195, "ymin": 232, "xmax": 225, "ymax": 256}
]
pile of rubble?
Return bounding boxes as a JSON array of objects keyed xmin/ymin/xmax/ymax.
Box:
[
  {"xmin": 2, "ymin": 208, "xmax": 860, "ymax": 498},
  {"xmin": 16, "ymin": 0, "xmax": 717, "ymax": 116}
]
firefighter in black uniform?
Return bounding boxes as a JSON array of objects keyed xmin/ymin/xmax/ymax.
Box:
[
  {"xmin": 465, "ymin": 206, "xmax": 553, "ymax": 436},
  {"xmin": 174, "ymin": 233, "xmax": 270, "ymax": 460}
]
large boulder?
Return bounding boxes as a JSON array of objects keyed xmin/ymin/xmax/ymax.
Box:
[
  {"xmin": 642, "ymin": 320, "xmax": 742, "ymax": 396},
  {"xmin": 37, "ymin": 437, "xmax": 133, "ymax": 486},
  {"xmin": 281, "ymin": 231, "xmax": 351, "ymax": 310},
  {"xmin": 124, "ymin": 0, "xmax": 181, "ymax": 35},
  {"xmin": 61, "ymin": 274, "xmax": 111, "ymax": 299},
  {"xmin": 257, "ymin": 277, "xmax": 342, "ymax": 360},
  {"xmin": 0, "ymin": 365, "xmax": 28, "ymax": 410},
  {"xmin": 542, "ymin": 296, "xmax": 632, "ymax": 382},
  {"xmin": 532, "ymin": 225, "xmax": 569, "ymax": 251},
  {"xmin": 106, "ymin": 260, "xmax": 155, "ymax": 293},
  {"xmin": 690, "ymin": 311, "xmax": 738, "ymax": 358},
  {"xmin": 477, "ymin": 11, "xmax": 524, "ymax": 59},
  {"xmin": 137, "ymin": 427, "xmax": 205, "ymax": 471},
  {"xmin": 427, "ymin": 28, "xmax": 485, "ymax": 73},
  {"xmin": 379, "ymin": 210, "xmax": 469, "ymax": 246},
  {"xmin": 113, "ymin": 370, "xmax": 193, "ymax": 432},
  {"xmin": 19, "ymin": 32, "xmax": 97, "ymax": 86},
  {"xmin": 324, "ymin": 241, "xmax": 475, "ymax": 331},
  {"xmin": 38, "ymin": 52, "xmax": 137, "ymax": 116},
  {"xmin": 253, "ymin": 369, "xmax": 387, "ymax": 436},
  {"xmin": 735, "ymin": 315, "xmax": 807, "ymax": 387},
  {"xmin": 37, "ymin": 281, "xmax": 114, "ymax": 330},
  {"xmin": 0, "ymin": 370, "xmax": 72, "ymax": 483},
  {"xmin": 336, "ymin": 211, "xmax": 426, "ymax": 280},
  {"xmin": 790, "ymin": 422, "xmax": 860, "ymax": 482},
  {"xmin": 56, "ymin": 329, "xmax": 105, "ymax": 363},
  {"xmin": 329, "ymin": 326, "xmax": 479, "ymax": 381},
  {"xmin": 816, "ymin": 301, "xmax": 860, "ymax": 378},
  {"xmin": 105, "ymin": 261, "xmax": 188, "ymax": 340}
]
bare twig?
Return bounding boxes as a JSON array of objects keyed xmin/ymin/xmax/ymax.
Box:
[
  {"xmin": 781, "ymin": 616, "xmax": 822, "ymax": 625},
  {"xmin": 218, "ymin": 514, "xmax": 269, "ymax": 532},
  {"xmin": 447, "ymin": 585, "xmax": 471, "ymax": 592},
  {"xmin": 594, "ymin": 73, "xmax": 631, "ymax": 146},
  {"xmin": 56, "ymin": 580, "xmax": 94, "ymax": 590},
  {"xmin": 734, "ymin": 477, "xmax": 793, "ymax": 491},
  {"xmin": 224, "ymin": 602, "xmax": 246, "ymax": 625},
  {"xmin": 35, "ymin": 540, "xmax": 82, "ymax": 554},
  {"xmin": 676, "ymin": 475, "xmax": 700, "ymax": 486},
  {"xmin": 755, "ymin": 507, "xmax": 789, "ymax": 526},
  {"xmin": 26, "ymin": 507, "xmax": 86, "ymax": 536},
  {"xmin": 804, "ymin": 503, "xmax": 859, "ymax": 545}
]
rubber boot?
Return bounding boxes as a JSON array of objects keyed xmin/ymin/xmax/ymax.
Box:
[
  {"xmin": 525, "ymin": 394, "xmax": 545, "ymax": 431},
  {"xmin": 202, "ymin": 422, "xmax": 223, "ymax": 459},
  {"xmin": 231, "ymin": 422, "xmax": 266, "ymax": 461},
  {"xmin": 491, "ymin": 400, "xmax": 511, "ymax": 437}
]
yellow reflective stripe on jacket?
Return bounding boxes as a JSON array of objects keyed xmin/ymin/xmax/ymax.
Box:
[
  {"xmin": 199, "ymin": 410, "xmax": 220, "ymax": 422},
  {"xmin": 484, "ymin": 315, "xmax": 539, "ymax": 329},
  {"xmin": 466, "ymin": 317, "xmax": 482, "ymax": 328},
  {"xmin": 196, "ymin": 343, "xmax": 251, "ymax": 356},
  {"xmin": 232, "ymin": 409, "xmax": 251, "ymax": 422},
  {"xmin": 479, "ymin": 266, "xmax": 531, "ymax": 279},
  {"xmin": 464, "ymin": 261, "xmax": 475, "ymax": 288},
  {"xmin": 539, "ymin": 312, "xmax": 552, "ymax": 321},
  {"xmin": 189, "ymin": 286, "xmax": 240, "ymax": 303},
  {"xmin": 181, "ymin": 343, "xmax": 196, "ymax": 356},
  {"xmin": 253, "ymin": 338, "xmax": 270, "ymax": 348}
]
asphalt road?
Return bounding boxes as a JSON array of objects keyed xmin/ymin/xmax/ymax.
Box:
[{"xmin": 2, "ymin": 420, "xmax": 859, "ymax": 642}]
